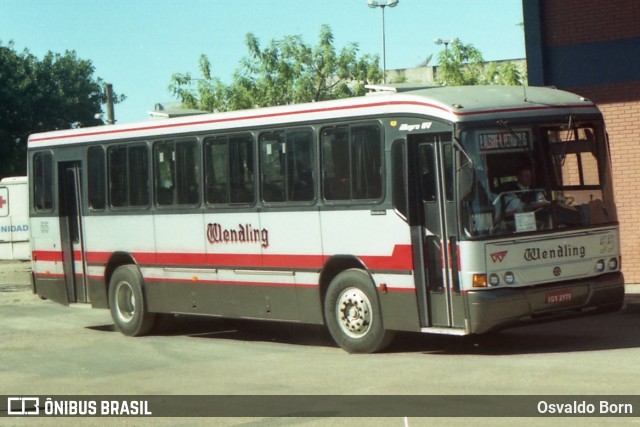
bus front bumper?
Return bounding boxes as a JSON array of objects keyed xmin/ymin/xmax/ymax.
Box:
[{"xmin": 465, "ymin": 272, "xmax": 625, "ymax": 334}]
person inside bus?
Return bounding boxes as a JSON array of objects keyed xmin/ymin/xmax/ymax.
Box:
[{"xmin": 501, "ymin": 165, "xmax": 547, "ymax": 217}]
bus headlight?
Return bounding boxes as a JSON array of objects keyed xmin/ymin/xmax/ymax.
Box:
[
  {"xmin": 504, "ymin": 271, "xmax": 515, "ymax": 285},
  {"xmin": 595, "ymin": 259, "xmax": 605, "ymax": 272},
  {"xmin": 488, "ymin": 274, "xmax": 500, "ymax": 287},
  {"xmin": 608, "ymin": 258, "xmax": 618, "ymax": 271}
]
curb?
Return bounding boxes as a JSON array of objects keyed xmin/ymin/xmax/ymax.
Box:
[{"xmin": 623, "ymin": 293, "xmax": 640, "ymax": 314}]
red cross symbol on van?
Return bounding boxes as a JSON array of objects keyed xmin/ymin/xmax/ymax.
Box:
[{"xmin": 0, "ymin": 195, "xmax": 6, "ymax": 209}]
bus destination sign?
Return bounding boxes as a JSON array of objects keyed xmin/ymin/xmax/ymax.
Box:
[{"xmin": 479, "ymin": 131, "xmax": 529, "ymax": 151}]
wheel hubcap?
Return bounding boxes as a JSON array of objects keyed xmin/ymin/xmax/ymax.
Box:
[
  {"xmin": 336, "ymin": 287, "xmax": 372, "ymax": 338},
  {"xmin": 115, "ymin": 281, "xmax": 135, "ymax": 323}
]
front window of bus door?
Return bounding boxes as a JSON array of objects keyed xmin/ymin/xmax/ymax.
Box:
[{"xmin": 418, "ymin": 144, "xmax": 444, "ymax": 292}]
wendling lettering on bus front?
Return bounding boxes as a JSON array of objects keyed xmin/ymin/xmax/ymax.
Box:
[
  {"xmin": 523, "ymin": 244, "xmax": 586, "ymax": 261},
  {"xmin": 207, "ymin": 223, "xmax": 269, "ymax": 248}
]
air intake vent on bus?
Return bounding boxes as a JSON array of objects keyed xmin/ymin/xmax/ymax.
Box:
[{"xmin": 364, "ymin": 84, "xmax": 439, "ymax": 95}]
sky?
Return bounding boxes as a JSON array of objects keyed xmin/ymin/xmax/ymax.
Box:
[{"xmin": 1, "ymin": 0, "xmax": 525, "ymax": 125}]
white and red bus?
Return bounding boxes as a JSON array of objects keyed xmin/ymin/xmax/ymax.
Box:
[{"xmin": 28, "ymin": 85, "xmax": 624, "ymax": 353}]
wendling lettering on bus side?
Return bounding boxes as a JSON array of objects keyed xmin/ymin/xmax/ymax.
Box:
[
  {"xmin": 523, "ymin": 244, "xmax": 586, "ymax": 261},
  {"xmin": 206, "ymin": 223, "xmax": 269, "ymax": 248}
]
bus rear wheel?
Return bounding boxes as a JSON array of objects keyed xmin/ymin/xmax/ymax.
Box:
[
  {"xmin": 108, "ymin": 265, "xmax": 156, "ymax": 336},
  {"xmin": 324, "ymin": 269, "xmax": 394, "ymax": 353}
]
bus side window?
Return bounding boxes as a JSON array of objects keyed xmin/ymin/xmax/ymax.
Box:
[
  {"xmin": 205, "ymin": 136, "xmax": 229, "ymax": 204},
  {"xmin": 351, "ymin": 124, "xmax": 382, "ymax": 200},
  {"xmin": 154, "ymin": 142, "xmax": 175, "ymax": 205},
  {"xmin": 128, "ymin": 145, "xmax": 149, "ymax": 206},
  {"xmin": 260, "ymin": 129, "xmax": 314, "ymax": 203},
  {"xmin": 322, "ymin": 123, "xmax": 382, "ymax": 201},
  {"xmin": 204, "ymin": 133, "xmax": 255, "ymax": 205},
  {"xmin": 87, "ymin": 146, "xmax": 106, "ymax": 210},
  {"xmin": 260, "ymin": 131, "xmax": 287, "ymax": 202},
  {"xmin": 175, "ymin": 140, "xmax": 199, "ymax": 205},
  {"xmin": 33, "ymin": 151, "xmax": 54, "ymax": 211},
  {"xmin": 154, "ymin": 139, "xmax": 199, "ymax": 206},
  {"xmin": 109, "ymin": 146, "xmax": 128, "ymax": 207},
  {"xmin": 108, "ymin": 145, "xmax": 149, "ymax": 208},
  {"xmin": 287, "ymin": 129, "xmax": 314, "ymax": 202},
  {"xmin": 322, "ymin": 127, "xmax": 350, "ymax": 200},
  {"xmin": 229, "ymin": 135, "xmax": 255, "ymax": 204}
]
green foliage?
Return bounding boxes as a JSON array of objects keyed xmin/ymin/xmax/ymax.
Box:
[
  {"xmin": 436, "ymin": 39, "xmax": 485, "ymax": 86},
  {"xmin": 436, "ymin": 39, "xmax": 525, "ymax": 86},
  {"xmin": 0, "ymin": 40, "xmax": 121, "ymax": 176},
  {"xmin": 483, "ymin": 61, "xmax": 526, "ymax": 86},
  {"xmin": 169, "ymin": 25, "xmax": 382, "ymax": 112}
]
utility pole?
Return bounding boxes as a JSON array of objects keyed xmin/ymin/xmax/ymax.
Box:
[{"xmin": 105, "ymin": 83, "xmax": 115, "ymax": 125}]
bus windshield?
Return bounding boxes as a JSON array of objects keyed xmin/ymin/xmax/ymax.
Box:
[{"xmin": 460, "ymin": 120, "xmax": 618, "ymax": 237}]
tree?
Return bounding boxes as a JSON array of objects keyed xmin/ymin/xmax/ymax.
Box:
[
  {"xmin": 436, "ymin": 39, "xmax": 524, "ymax": 86},
  {"xmin": 169, "ymin": 25, "xmax": 382, "ymax": 112},
  {"xmin": 483, "ymin": 60, "xmax": 526, "ymax": 86},
  {"xmin": 0, "ymin": 41, "xmax": 122, "ymax": 176}
]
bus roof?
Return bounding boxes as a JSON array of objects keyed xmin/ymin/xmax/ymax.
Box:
[{"xmin": 28, "ymin": 86, "xmax": 599, "ymax": 148}]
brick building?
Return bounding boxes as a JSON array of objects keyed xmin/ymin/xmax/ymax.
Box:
[{"xmin": 523, "ymin": 0, "xmax": 640, "ymax": 283}]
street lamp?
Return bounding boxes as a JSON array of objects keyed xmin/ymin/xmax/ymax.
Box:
[
  {"xmin": 368, "ymin": 0, "xmax": 399, "ymax": 83},
  {"xmin": 434, "ymin": 38, "xmax": 454, "ymax": 50}
]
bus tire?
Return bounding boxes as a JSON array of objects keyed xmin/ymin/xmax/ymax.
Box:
[
  {"xmin": 108, "ymin": 265, "xmax": 156, "ymax": 336},
  {"xmin": 324, "ymin": 269, "xmax": 394, "ymax": 353}
]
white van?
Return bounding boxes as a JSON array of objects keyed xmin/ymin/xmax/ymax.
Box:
[{"xmin": 0, "ymin": 177, "xmax": 30, "ymax": 260}]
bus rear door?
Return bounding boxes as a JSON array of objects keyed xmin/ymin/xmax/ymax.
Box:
[{"xmin": 58, "ymin": 161, "xmax": 89, "ymax": 303}]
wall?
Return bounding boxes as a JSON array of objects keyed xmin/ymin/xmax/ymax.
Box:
[{"xmin": 523, "ymin": 0, "xmax": 640, "ymax": 282}]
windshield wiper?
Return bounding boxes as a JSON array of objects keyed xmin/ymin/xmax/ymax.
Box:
[{"xmin": 496, "ymin": 119, "xmax": 526, "ymax": 147}]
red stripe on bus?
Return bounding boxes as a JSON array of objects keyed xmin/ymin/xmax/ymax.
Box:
[
  {"xmin": 33, "ymin": 244, "xmax": 413, "ymax": 271},
  {"xmin": 34, "ymin": 268, "xmax": 414, "ymax": 293},
  {"xmin": 32, "ymin": 250, "xmax": 63, "ymax": 262},
  {"xmin": 359, "ymin": 244, "xmax": 413, "ymax": 270}
]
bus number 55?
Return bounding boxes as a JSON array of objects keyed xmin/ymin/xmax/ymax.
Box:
[{"xmin": 600, "ymin": 235, "xmax": 615, "ymax": 254}]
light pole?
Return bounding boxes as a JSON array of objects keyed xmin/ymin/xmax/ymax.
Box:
[
  {"xmin": 434, "ymin": 38, "xmax": 454, "ymax": 51},
  {"xmin": 434, "ymin": 38, "xmax": 454, "ymax": 86},
  {"xmin": 368, "ymin": 0, "xmax": 398, "ymax": 84}
]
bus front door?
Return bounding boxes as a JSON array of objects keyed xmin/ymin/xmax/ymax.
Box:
[
  {"xmin": 411, "ymin": 135, "xmax": 465, "ymax": 331},
  {"xmin": 58, "ymin": 161, "xmax": 89, "ymax": 303}
]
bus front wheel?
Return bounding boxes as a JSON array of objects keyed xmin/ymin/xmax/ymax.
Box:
[
  {"xmin": 324, "ymin": 269, "xmax": 394, "ymax": 353},
  {"xmin": 108, "ymin": 265, "xmax": 156, "ymax": 336}
]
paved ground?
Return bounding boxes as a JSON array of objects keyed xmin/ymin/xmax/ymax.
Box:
[{"xmin": 2, "ymin": 260, "xmax": 640, "ymax": 427}]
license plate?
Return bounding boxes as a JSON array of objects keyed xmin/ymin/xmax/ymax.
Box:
[{"xmin": 545, "ymin": 289, "xmax": 573, "ymax": 304}]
